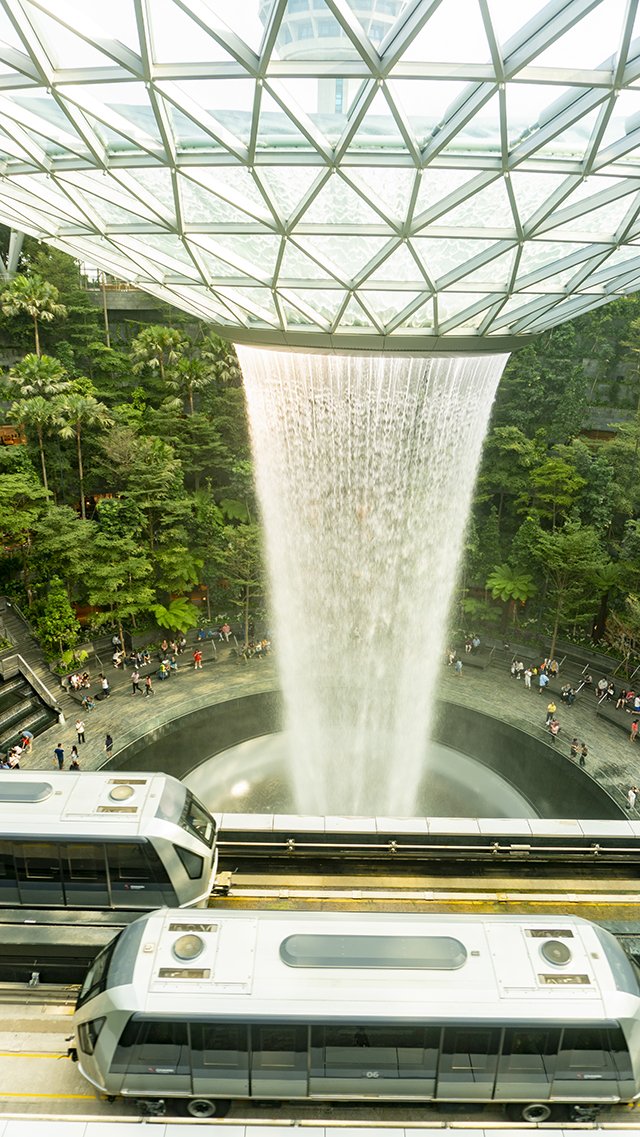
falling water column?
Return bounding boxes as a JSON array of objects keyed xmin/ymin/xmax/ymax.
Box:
[{"xmin": 238, "ymin": 347, "xmax": 508, "ymax": 817}]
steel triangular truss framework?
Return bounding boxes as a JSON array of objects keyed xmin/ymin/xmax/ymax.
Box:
[{"xmin": 0, "ymin": 0, "xmax": 639, "ymax": 348}]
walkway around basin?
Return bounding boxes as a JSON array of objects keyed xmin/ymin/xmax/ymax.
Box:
[{"xmin": 16, "ymin": 641, "xmax": 640, "ymax": 817}]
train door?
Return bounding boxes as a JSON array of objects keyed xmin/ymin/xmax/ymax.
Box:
[
  {"xmin": 61, "ymin": 843, "xmax": 110, "ymax": 907},
  {"xmin": 551, "ymin": 1026, "xmax": 620, "ymax": 1100},
  {"xmin": 251, "ymin": 1025, "xmax": 308, "ymax": 1098},
  {"xmin": 493, "ymin": 1026, "xmax": 560, "ymax": 1101},
  {"xmin": 436, "ymin": 1027, "xmax": 501, "ymax": 1100},
  {"xmin": 190, "ymin": 1024, "xmax": 250, "ymax": 1098},
  {"xmin": 309, "ymin": 1024, "xmax": 439, "ymax": 1098},
  {"xmin": 105, "ymin": 842, "xmax": 171, "ymax": 907},
  {"xmin": 14, "ymin": 843, "xmax": 63, "ymax": 905},
  {"xmin": 0, "ymin": 841, "xmax": 19, "ymax": 904},
  {"xmin": 112, "ymin": 1019, "xmax": 191, "ymax": 1095}
]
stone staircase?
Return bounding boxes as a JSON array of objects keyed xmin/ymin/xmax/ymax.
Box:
[{"xmin": 0, "ymin": 598, "xmax": 76, "ymax": 738}]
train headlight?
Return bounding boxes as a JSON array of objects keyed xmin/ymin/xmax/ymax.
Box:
[
  {"xmin": 540, "ymin": 940, "xmax": 572, "ymax": 966},
  {"xmin": 173, "ymin": 934, "xmax": 205, "ymax": 961}
]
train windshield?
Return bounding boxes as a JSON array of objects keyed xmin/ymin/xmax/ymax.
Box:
[
  {"xmin": 77, "ymin": 917, "xmax": 147, "ymax": 1010},
  {"xmin": 77, "ymin": 940, "xmax": 117, "ymax": 1010},
  {"xmin": 181, "ymin": 791, "xmax": 215, "ymax": 848}
]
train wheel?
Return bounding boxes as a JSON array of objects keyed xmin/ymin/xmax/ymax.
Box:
[
  {"xmin": 180, "ymin": 1098, "xmax": 230, "ymax": 1118},
  {"xmin": 506, "ymin": 1102, "xmax": 555, "ymax": 1123}
]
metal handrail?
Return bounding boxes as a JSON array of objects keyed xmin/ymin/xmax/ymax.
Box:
[{"xmin": 0, "ymin": 653, "xmax": 60, "ymax": 712}]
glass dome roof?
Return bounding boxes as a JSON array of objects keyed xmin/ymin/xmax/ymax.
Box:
[{"xmin": 0, "ymin": 0, "xmax": 639, "ymax": 349}]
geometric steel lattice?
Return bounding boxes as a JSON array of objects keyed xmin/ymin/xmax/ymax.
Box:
[{"xmin": 0, "ymin": 0, "xmax": 639, "ymax": 349}]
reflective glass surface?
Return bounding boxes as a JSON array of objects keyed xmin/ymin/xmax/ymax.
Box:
[{"xmin": 0, "ymin": 0, "xmax": 639, "ymax": 346}]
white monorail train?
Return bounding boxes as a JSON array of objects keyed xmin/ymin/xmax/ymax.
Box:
[
  {"xmin": 73, "ymin": 909, "xmax": 640, "ymax": 1121},
  {"xmin": 0, "ymin": 772, "xmax": 217, "ymax": 908}
]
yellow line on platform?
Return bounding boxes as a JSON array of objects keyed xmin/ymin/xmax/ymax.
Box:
[
  {"xmin": 0, "ymin": 1092, "xmax": 95, "ymax": 1100},
  {"xmin": 0, "ymin": 1052, "xmax": 66, "ymax": 1059}
]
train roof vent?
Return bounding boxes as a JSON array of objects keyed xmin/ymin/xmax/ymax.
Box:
[
  {"xmin": 0, "ymin": 781, "xmax": 53, "ymax": 803},
  {"xmin": 173, "ymin": 934, "xmax": 205, "ymax": 962},
  {"xmin": 109, "ymin": 784, "xmax": 136, "ymax": 802},
  {"xmin": 280, "ymin": 934, "xmax": 467, "ymax": 969},
  {"xmin": 540, "ymin": 939, "xmax": 573, "ymax": 967}
]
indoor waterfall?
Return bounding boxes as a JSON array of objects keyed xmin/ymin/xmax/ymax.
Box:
[{"xmin": 238, "ymin": 347, "xmax": 508, "ymax": 816}]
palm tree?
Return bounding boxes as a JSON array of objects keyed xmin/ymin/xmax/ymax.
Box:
[
  {"xmin": 0, "ymin": 273, "xmax": 67, "ymax": 356},
  {"xmin": 7, "ymin": 396, "xmax": 62, "ymax": 493},
  {"xmin": 58, "ymin": 392, "xmax": 113, "ymax": 519},
  {"xmin": 486, "ymin": 563, "xmax": 537, "ymax": 629},
  {"xmin": 6, "ymin": 353, "xmax": 69, "ymax": 398},
  {"xmin": 166, "ymin": 356, "xmax": 213, "ymax": 414},
  {"xmin": 130, "ymin": 325, "xmax": 187, "ymax": 385}
]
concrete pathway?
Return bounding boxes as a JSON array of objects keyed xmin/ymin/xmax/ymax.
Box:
[{"xmin": 19, "ymin": 639, "xmax": 640, "ymax": 818}]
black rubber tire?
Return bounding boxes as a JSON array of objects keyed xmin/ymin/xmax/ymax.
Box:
[
  {"xmin": 178, "ymin": 1098, "xmax": 231, "ymax": 1119},
  {"xmin": 506, "ymin": 1101, "xmax": 554, "ymax": 1123}
]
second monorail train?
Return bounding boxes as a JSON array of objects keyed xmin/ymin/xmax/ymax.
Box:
[{"xmin": 72, "ymin": 908, "xmax": 640, "ymax": 1121}]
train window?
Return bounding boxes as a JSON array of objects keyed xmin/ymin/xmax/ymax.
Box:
[
  {"xmin": 608, "ymin": 1026, "xmax": 634, "ymax": 1083},
  {"xmin": 64, "ymin": 844, "xmax": 107, "ymax": 882},
  {"xmin": 499, "ymin": 1027, "xmax": 560, "ymax": 1079},
  {"xmin": 0, "ymin": 842, "xmax": 16, "ymax": 883},
  {"xmin": 252, "ymin": 1025, "xmax": 307, "ymax": 1070},
  {"xmin": 556, "ymin": 1027, "xmax": 615, "ymax": 1078},
  {"xmin": 180, "ymin": 792, "xmax": 215, "ymax": 848},
  {"xmin": 592, "ymin": 926, "xmax": 640, "ymax": 995},
  {"xmin": 310, "ymin": 1025, "xmax": 440, "ymax": 1078},
  {"xmin": 111, "ymin": 1020, "xmax": 189, "ymax": 1074},
  {"xmin": 106, "ymin": 844, "xmax": 152, "ymax": 882},
  {"xmin": 78, "ymin": 1017, "xmax": 105, "ymax": 1056},
  {"xmin": 19, "ymin": 844, "xmax": 61, "ymax": 880},
  {"xmin": 442, "ymin": 1028, "xmax": 500, "ymax": 1073},
  {"xmin": 174, "ymin": 845, "xmax": 204, "ymax": 880},
  {"xmin": 191, "ymin": 1023, "xmax": 248, "ymax": 1071},
  {"xmin": 77, "ymin": 942, "xmax": 116, "ymax": 1009}
]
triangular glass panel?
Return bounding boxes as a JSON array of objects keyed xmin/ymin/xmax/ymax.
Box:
[
  {"xmin": 362, "ymin": 243, "xmax": 424, "ymax": 286},
  {"xmin": 281, "ymin": 298, "xmax": 322, "ymax": 328},
  {"xmin": 412, "ymin": 236, "xmax": 495, "ymax": 281},
  {"xmin": 171, "ymin": 79, "xmax": 256, "ymax": 145},
  {"xmin": 225, "ymin": 286, "xmax": 280, "ymax": 326},
  {"xmin": 301, "ymin": 174, "xmax": 387, "ymax": 225},
  {"xmin": 535, "ymin": 107, "xmax": 602, "ymax": 162},
  {"xmin": 336, "ymin": 295, "xmax": 373, "ymax": 329},
  {"xmin": 463, "ymin": 249, "xmax": 517, "ymax": 287},
  {"xmin": 348, "ymin": 89, "xmax": 409, "ymax": 154},
  {"xmin": 402, "ymin": 0, "xmax": 492, "ymax": 63},
  {"xmin": 347, "ymin": 167, "xmax": 416, "ymax": 223},
  {"xmin": 507, "ymin": 83, "xmax": 575, "ymax": 149},
  {"xmin": 597, "ymin": 90, "xmax": 640, "ymax": 154},
  {"xmin": 534, "ymin": 0, "xmax": 626, "ymax": 68},
  {"xmin": 492, "ymin": 294, "xmax": 562, "ymax": 328},
  {"xmin": 437, "ymin": 292, "xmax": 493, "ymax": 324},
  {"xmin": 590, "ymin": 246, "xmax": 640, "ymax": 284},
  {"xmin": 304, "ymin": 235, "xmax": 391, "ymax": 279},
  {"xmin": 272, "ymin": 3, "xmax": 360, "ymax": 60},
  {"xmin": 516, "ymin": 240, "xmax": 589, "ymax": 279},
  {"xmin": 128, "ymin": 233, "xmax": 200, "ymax": 276},
  {"xmin": 256, "ymin": 167, "xmax": 323, "ymax": 223},
  {"xmin": 388, "ymin": 80, "xmax": 470, "ymax": 148},
  {"xmin": 509, "ymin": 171, "xmax": 573, "ymax": 227},
  {"xmin": 546, "ymin": 196, "xmax": 635, "ymax": 240},
  {"xmin": 434, "ymin": 178, "xmax": 515, "ymax": 229},
  {"xmin": 24, "ymin": 7, "xmax": 118, "ymax": 68},
  {"xmin": 191, "ymin": 247, "xmax": 248, "ymax": 280},
  {"xmin": 179, "ymin": 178, "xmax": 260, "ymax": 226},
  {"xmin": 167, "ymin": 104, "xmax": 224, "ymax": 148},
  {"xmin": 406, "ymin": 298, "xmax": 435, "ymax": 329},
  {"xmin": 265, "ymin": 76, "xmax": 357, "ymax": 147},
  {"xmin": 196, "ymin": 0, "xmax": 264, "ymax": 53},
  {"xmin": 413, "ymin": 168, "xmax": 488, "ymax": 221},
  {"xmin": 147, "ymin": 0, "xmax": 237, "ymax": 63},
  {"xmin": 443, "ymin": 93, "xmax": 502, "ymax": 157},
  {"xmin": 189, "ymin": 167, "xmax": 269, "ymax": 216},
  {"xmin": 485, "ymin": 0, "xmax": 546, "ymax": 48},
  {"xmin": 360, "ymin": 291, "xmax": 422, "ymax": 324},
  {"xmin": 294, "ymin": 288, "xmax": 346, "ymax": 323},
  {"xmin": 279, "ymin": 242, "xmax": 334, "ymax": 282},
  {"xmin": 0, "ymin": 6, "xmax": 26, "ymax": 49},
  {"xmin": 119, "ymin": 168, "xmax": 176, "ymax": 215},
  {"xmin": 255, "ymin": 83, "xmax": 322, "ymax": 152},
  {"xmin": 215, "ymin": 234, "xmax": 281, "ymax": 277}
]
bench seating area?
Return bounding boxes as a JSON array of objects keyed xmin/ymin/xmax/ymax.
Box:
[{"xmin": 596, "ymin": 702, "xmax": 637, "ymax": 733}]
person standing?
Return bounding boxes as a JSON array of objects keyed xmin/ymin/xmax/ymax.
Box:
[
  {"xmin": 548, "ymin": 719, "xmax": 560, "ymax": 742},
  {"xmin": 454, "ymin": 658, "xmax": 463, "ymax": 677},
  {"xmin": 545, "ymin": 701, "xmax": 557, "ymax": 725},
  {"xmin": 69, "ymin": 745, "xmax": 80, "ymax": 769},
  {"xmin": 524, "ymin": 667, "xmax": 532, "ymax": 690},
  {"xmin": 627, "ymin": 786, "xmax": 638, "ymax": 811},
  {"xmin": 75, "ymin": 719, "xmax": 86, "ymax": 744},
  {"xmin": 193, "ymin": 648, "xmax": 203, "ymax": 671},
  {"xmin": 144, "ymin": 674, "xmax": 154, "ymax": 697},
  {"xmin": 104, "ymin": 733, "xmax": 113, "ymax": 758},
  {"xmin": 538, "ymin": 671, "xmax": 549, "ymax": 695},
  {"xmin": 570, "ymin": 738, "xmax": 579, "ymax": 760},
  {"xmin": 53, "ymin": 743, "xmax": 64, "ymax": 770},
  {"xmin": 99, "ymin": 673, "xmax": 110, "ymax": 699},
  {"xmin": 131, "ymin": 668, "xmax": 141, "ymax": 696},
  {"xmin": 580, "ymin": 743, "xmax": 588, "ymax": 768},
  {"xmin": 221, "ymin": 622, "xmax": 231, "ymax": 641},
  {"xmin": 630, "ymin": 719, "xmax": 639, "ymax": 743}
]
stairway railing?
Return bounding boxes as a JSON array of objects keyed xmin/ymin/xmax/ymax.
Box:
[{"xmin": 0, "ymin": 653, "xmax": 61, "ymax": 713}]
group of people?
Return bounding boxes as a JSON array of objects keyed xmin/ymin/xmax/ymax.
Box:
[
  {"xmin": 240, "ymin": 638, "xmax": 271, "ymax": 661},
  {"xmin": 68, "ymin": 671, "xmax": 91, "ymax": 691},
  {"xmin": 0, "ymin": 730, "xmax": 33, "ymax": 770}
]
